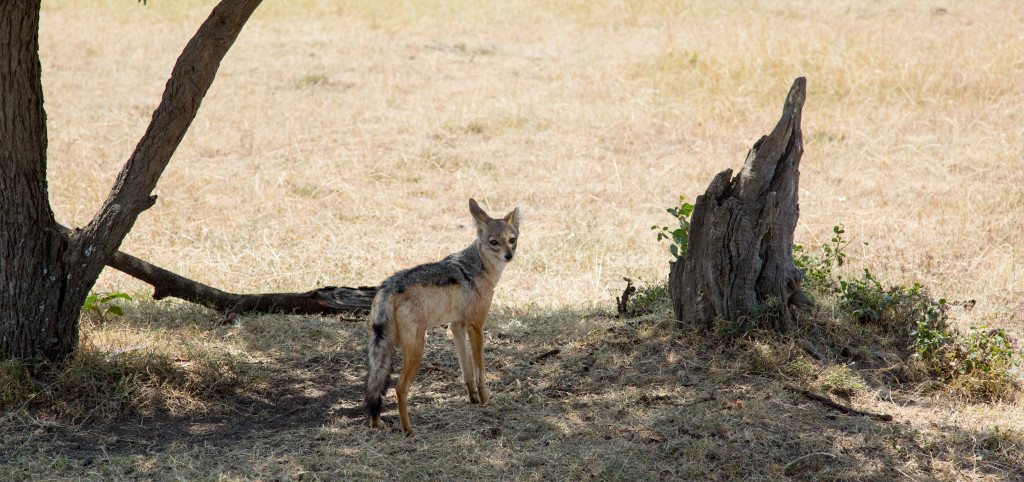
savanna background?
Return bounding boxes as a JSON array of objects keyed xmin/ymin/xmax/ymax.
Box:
[{"xmin": 3, "ymin": 0, "xmax": 1024, "ymax": 479}]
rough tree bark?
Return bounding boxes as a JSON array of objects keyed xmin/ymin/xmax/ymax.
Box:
[
  {"xmin": 669, "ymin": 77, "xmax": 812, "ymax": 332},
  {"xmin": 1, "ymin": 0, "xmax": 263, "ymax": 360},
  {"xmin": 0, "ymin": 0, "xmax": 62, "ymax": 360}
]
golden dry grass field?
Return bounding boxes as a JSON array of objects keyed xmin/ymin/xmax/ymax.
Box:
[{"xmin": 4, "ymin": 0, "xmax": 1024, "ymax": 479}]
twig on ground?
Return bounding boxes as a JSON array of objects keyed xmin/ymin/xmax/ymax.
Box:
[
  {"xmin": 783, "ymin": 384, "xmax": 893, "ymax": 422},
  {"xmin": 533, "ymin": 349, "xmax": 561, "ymax": 362}
]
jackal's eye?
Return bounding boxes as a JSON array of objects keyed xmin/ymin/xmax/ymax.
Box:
[
  {"xmin": 489, "ymin": 239, "xmax": 499, "ymax": 246},
  {"xmin": 509, "ymin": 237, "xmax": 516, "ymax": 244}
]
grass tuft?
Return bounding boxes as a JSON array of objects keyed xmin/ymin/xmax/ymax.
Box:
[{"xmin": 0, "ymin": 335, "xmax": 261, "ymax": 422}]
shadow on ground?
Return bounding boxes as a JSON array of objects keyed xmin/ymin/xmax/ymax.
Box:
[{"xmin": 2, "ymin": 302, "xmax": 1023, "ymax": 479}]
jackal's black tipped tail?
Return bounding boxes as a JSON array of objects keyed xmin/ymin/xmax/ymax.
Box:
[{"xmin": 365, "ymin": 291, "xmax": 395, "ymax": 421}]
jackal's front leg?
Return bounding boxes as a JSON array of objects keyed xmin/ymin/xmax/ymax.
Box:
[
  {"xmin": 468, "ymin": 324, "xmax": 488, "ymax": 404},
  {"xmin": 451, "ymin": 323, "xmax": 479, "ymax": 403}
]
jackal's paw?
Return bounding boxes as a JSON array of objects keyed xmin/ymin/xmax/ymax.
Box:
[{"xmin": 468, "ymin": 393, "xmax": 481, "ymax": 404}]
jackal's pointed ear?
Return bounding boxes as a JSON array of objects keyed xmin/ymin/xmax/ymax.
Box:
[
  {"xmin": 469, "ymin": 198, "xmax": 490, "ymax": 232},
  {"xmin": 504, "ymin": 207, "xmax": 521, "ymax": 229}
]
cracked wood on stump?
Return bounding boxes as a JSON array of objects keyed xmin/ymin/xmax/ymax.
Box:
[{"xmin": 669, "ymin": 77, "xmax": 812, "ymax": 332}]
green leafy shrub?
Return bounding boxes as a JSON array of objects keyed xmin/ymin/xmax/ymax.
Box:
[
  {"xmin": 836, "ymin": 269, "xmax": 894, "ymax": 323},
  {"xmin": 794, "ymin": 224, "xmax": 849, "ymax": 289},
  {"xmin": 796, "ymin": 226, "xmax": 942, "ymax": 331},
  {"xmin": 914, "ymin": 325, "xmax": 1018, "ymax": 400},
  {"xmin": 652, "ymin": 195, "xmax": 694, "ymax": 259},
  {"xmin": 82, "ymin": 292, "xmax": 133, "ymax": 324},
  {"xmin": 795, "ymin": 225, "xmax": 1020, "ymax": 401}
]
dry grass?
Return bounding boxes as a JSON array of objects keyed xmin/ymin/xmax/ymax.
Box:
[
  {"xmin": 5, "ymin": 0, "xmax": 1024, "ymax": 479},
  {"xmin": 4, "ymin": 303, "xmax": 1024, "ymax": 480},
  {"xmin": 3, "ymin": 305, "xmax": 1023, "ymax": 480}
]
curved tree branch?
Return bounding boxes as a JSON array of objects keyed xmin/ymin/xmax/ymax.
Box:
[{"xmin": 74, "ymin": 0, "xmax": 263, "ymax": 282}]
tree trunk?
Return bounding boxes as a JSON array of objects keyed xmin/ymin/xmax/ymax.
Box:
[
  {"xmin": 669, "ymin": 77, "xmax": 812, "ymax": 332},
  {"xmin": 0, "ymin": 0, "xmax": 262, "ymax": 360},
  {"xmin": 0, "ymin": 0, "xmax": 71, "ymax": 359}
]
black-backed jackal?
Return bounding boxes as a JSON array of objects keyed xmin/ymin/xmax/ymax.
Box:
[{"xmin": 364, "ymin": 198, "xmax": 520, "ymax": 435}]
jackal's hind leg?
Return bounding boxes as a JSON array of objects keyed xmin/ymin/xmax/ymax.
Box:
[{"xmin": 396, "ymin": 325, "xmax": 426, "ymax": 436}]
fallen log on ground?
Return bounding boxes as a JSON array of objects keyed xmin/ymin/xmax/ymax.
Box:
[{"xmin": 106, "ymin": 250, "xmax": 376, "ymax": 317}]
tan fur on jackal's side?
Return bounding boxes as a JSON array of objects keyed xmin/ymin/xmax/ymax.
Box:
[{"xmin": 364, "ymin": 198, "xmax": 520, "ymax": 435}]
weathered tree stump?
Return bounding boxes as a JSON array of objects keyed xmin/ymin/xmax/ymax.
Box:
[{"xmin": 669, "ymin": 77, "xmax": 812, "ymax": 332}]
